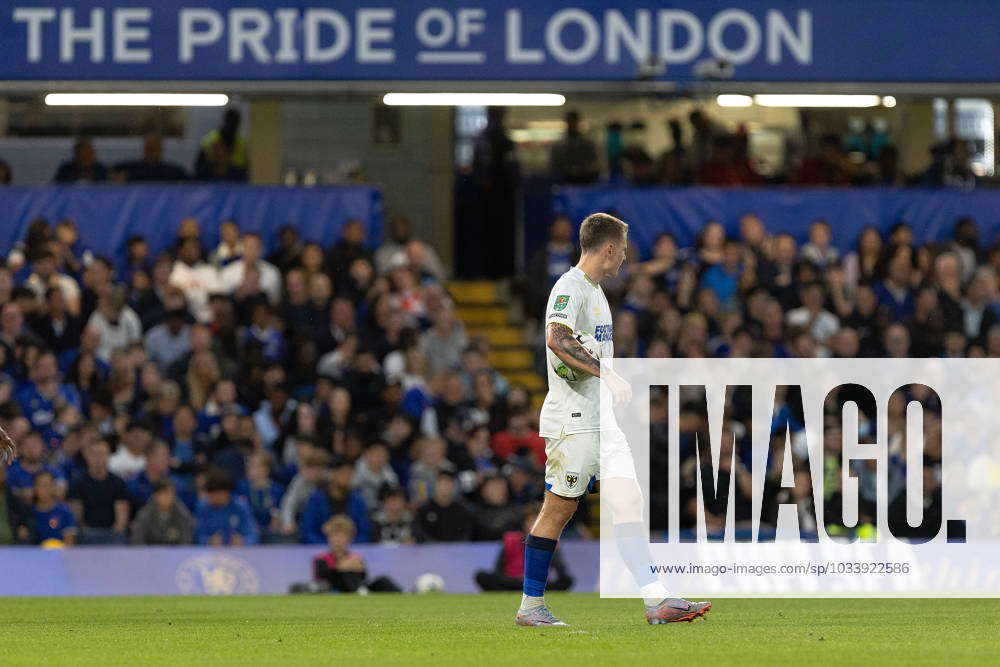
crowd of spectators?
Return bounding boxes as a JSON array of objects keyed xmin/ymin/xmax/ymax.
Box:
[
  {"xmin": 2, "ymin": 192, "xmax": 991, "ymax": 548},
  {"xmin": 0, "ymin": 213, "xmax": 567, "ymax": 547},
  {"xmin": 548, "ymin": 109, "xmax": 981, "ymax": 189}
]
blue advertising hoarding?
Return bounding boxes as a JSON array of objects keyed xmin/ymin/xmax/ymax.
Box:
[
  {"xmin": 554, "ymin": 187, "xmax": 1000, "ymax": 261},
  {"xmin": 0, "ymin": 1, "xmax": 996, "ymax": 82},
  {"xmin": 0, "ymin": 185, "xmax": 384, "ymax": 262},
  {"xmin": 0, "ymin": 542, "xmax": 599, "ymax": 595}
]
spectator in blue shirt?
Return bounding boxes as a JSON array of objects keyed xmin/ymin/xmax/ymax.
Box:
[
  {"xmin": 127, "ymin": 441, "xmax": 178, "ymax": 513},
  {"xmin": 122, "ymin": 236, "xmax": 153, "ymax": 288},
  {"xmin": 143, "ymin": 308, "xmax": 192, "ymax": 373},
  {"xmin": 16, "ymin": 350, "xmax": 82, "ymax": 434},
  {"xmin": 63, "ymin": 351, "xmax": 106, "ymax": 417},
  {"xmin": 244, "ymin": 303, "xmax": 285, "ymax": 364},
  {"xmin": 196, "ymin": 379, "xmax": 245, "ymax": 439},
  {"xmin": 300, "ymin": 459, "xmax": 369, "ymax": 544},
  {"xmin": 168, "ymin": 404, "xmax": 203, "ymax": 511},
  {"xmin": 252, "ymin": 382, "xmax": 296, "ymax": 451},
  {"xmin": 58, "ymin": 324, "xmax": 108, "ymax": 377},
  {"xmin": 524, "ymin": 215, "xmax": 578, "ymax": 320},
  {"xmin": 700, "ymin": 240, "xmax": 743, "ymax": 308},
  {"xmin": 874, "ymin": 245, "xmax": 916, "ymax": 320},
  {"xmin": 194, "ymin": 468, "xmax": 259, "ymax": 546},
  {"xmin": 6, "ymin": 430, "xmax": 65, "ymax": 503},
  {"xmin": 235, "ymin": 451, "xmax": 284, "ymax": 539},
  {"xmin": 32, "ymin": 471, "xmax": 77, "ymax": 545}
]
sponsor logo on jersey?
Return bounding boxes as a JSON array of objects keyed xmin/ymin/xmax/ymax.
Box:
[
  {"xmin": 549, "ymin": 312, "xmax": 568, "ymax": 319},
  {"xmin": 594, "ymin": 324, "xmax": 613, "ymax": 342},
  {"xmin": 566, "ymin": 471, "xmax": 579, "ymax": 488},
  {"xmin": 553, "ymin": 295, "xmax": 570, "ymax": 311}
]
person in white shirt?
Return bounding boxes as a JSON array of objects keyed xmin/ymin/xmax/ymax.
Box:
[
  {"xmin": 515, "ymin": 212, "xmax": 710, "ymax": 628},
  {"xmin": 108, "ymin": 420, "xmax": 153, "ymax": 480},
  {"xmin": 210, "ymin": 219, "xmax": 244, "ymax": 267},
  {"xmin": 86, "ymin": 286, "xmax": 142, "ymax": 362},
  {"xmin": 219, "ymin": 233, "xmax": 282, "ymax": 305},
  {"xmin": 169, "ymin": 237, "xmax": 222, "ymax": 323},
  {"xmin": 24, "ymin": 248, "xmax": 81, "ymax": 316},
  {"xmin": 785, "ymin": 281, "xmax": 840, "ymax": 345}
]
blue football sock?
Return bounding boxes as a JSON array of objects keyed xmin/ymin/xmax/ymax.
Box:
[
  {"xmin": 523, "ymin": 534, "xmax": 557, "ymax": 597},
  {"xmin": 613, "ymin": 522, "xmax": 658, "ymax": 589}
]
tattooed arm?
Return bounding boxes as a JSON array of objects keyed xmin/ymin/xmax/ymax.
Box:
[{"xmin": 547, "ymin": 322, "xmax": 601, "ymax": 378}]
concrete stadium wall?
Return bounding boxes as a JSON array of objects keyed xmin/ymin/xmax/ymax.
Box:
[{"xmin": 280, "ymin": 101, "xmax": 454, "ymax": 270}]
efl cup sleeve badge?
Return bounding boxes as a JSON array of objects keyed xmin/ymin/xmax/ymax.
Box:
[
  {"xmin": 554, "ymin": 295, "xmax": 570, "ymax": 311},
  {"xmin": 566, "ymin": 471, "xmax": 579, "ymax": 489}
]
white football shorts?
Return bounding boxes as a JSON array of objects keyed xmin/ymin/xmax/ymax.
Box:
[{"xmin": 543, "ymin": 429, "xmax": 636, "ymax": 498}]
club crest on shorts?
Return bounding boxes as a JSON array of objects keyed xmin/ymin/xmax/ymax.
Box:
[
  {"xmin": 553, "ymin": 295, "xmax": 570, "ymax": 311},
  {"xmin": 565, "ymin": 471, "xmax": 580, "ymax": 488}
]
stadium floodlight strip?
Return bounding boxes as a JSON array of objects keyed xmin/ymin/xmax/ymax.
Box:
[
  {"xmin": 754, "ymin": 94, "xmax": 882, "ymax": 108},
  {"xmin": 716, "ymin": 94, "xmax": 754, "ymax": 107},
  {"xmin": 717, "ymin": 94, "xmax": 889, "ymax": 108},
  {"xmin": 382, "ymin": 93, "xmax": 565, "ymax": 107},
  {"xmin": 44, "ymin": 93, "xmax": 229, "ymax": 107}
]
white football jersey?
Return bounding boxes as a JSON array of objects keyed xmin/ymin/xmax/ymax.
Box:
[{"xmin": 539, "ymin": 266, "xmax": 614, "ymax": 438}]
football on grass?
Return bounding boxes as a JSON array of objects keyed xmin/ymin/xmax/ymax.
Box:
[
  {"xmin": 548, "ymin": 331, "xmax": 599, "ymax": 382},
  {"xmin": 415, "ymin": 573, "xmax": 445, "ymax": 593}
]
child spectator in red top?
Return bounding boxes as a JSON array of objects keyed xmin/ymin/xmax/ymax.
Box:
[{"xmin": 312, "ymin": 515, "xmax": 401, "ymax": 593}]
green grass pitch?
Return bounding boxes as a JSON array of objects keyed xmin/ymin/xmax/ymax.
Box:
[{"xmin": 2, "ymin": 594, "xmax": 998, "ymax": 665}]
